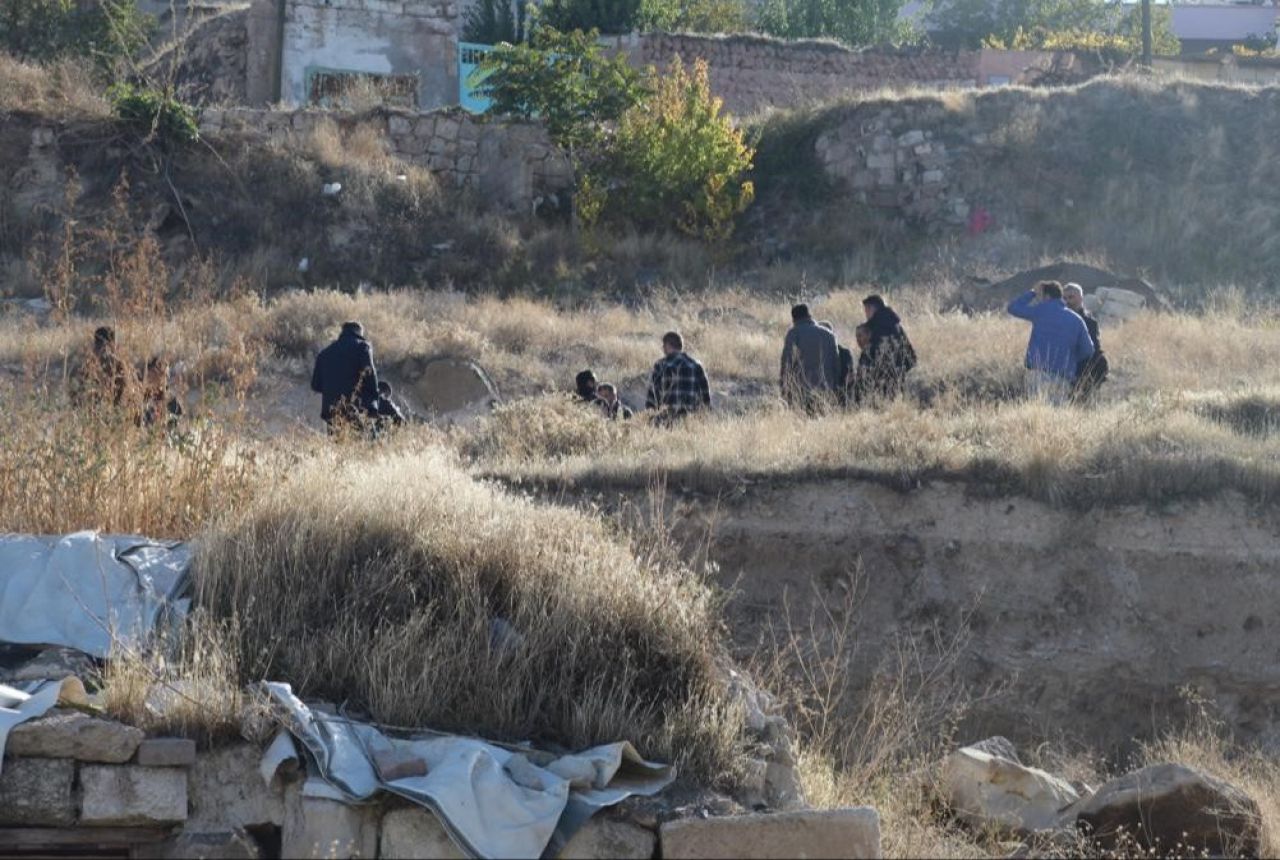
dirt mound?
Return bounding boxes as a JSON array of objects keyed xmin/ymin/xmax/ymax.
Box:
[
  {"xmin": 571, "ymin": 478, "xmax": 1280, "ymax": 755},
  {"xmin": 399, "ymin": 356, "xmax": 499, "ymax": 419},
  {"xmin": 956, "ymin": 263, "xmax": 1167, "ymax": 314}
]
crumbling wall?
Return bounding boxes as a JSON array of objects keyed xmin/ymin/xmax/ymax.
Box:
[
  {"xmin": 0, "ymin": 720, "xmax": 880, "ymax": 858},
  {"xmin": 197, "ymin": 107, "xmax": 573, "ymax": 210},
  {"xmin": 280, "ymin": 0, "xmax": 459, "ymax": 110}
]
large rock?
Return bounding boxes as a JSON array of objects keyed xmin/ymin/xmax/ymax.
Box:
[
  {"xmin": 402, "ymin": 356, "xmax": 499, "ymax": 419},
  {"xmin": 282, "ymin": 786, "xmax": 379, "ymax": 859},
  {"xmin": 660, "ymin": 808, "xmax": 882, "ymax": 859},
  {"xmin": 560, "ymin": 817, "xmax": 655, "ymax": 859},
  {"xmin": 187, "ymin": 743, "xmax": 285, "ymax": 831},
  {"xmin": 81, "ymin": 764, "xmax": 189, "ymax": 825},
  {"xmin": 943, "ymin": 746, "xmax": 1078, "ymax": 836},
  {"xmin": 0, "ymin": 756, "xmax": 76, "ymax": 825},
  {"xmin": 1072, "ymin": 763, "xmax": 1261, "ymax": 856},
  {"xmin": 7, "ymin": 709, "xmax": 144, "ymax": 762},
  {"xmin": 378, "ymin": 807, "xmax": 463, "ymax": 859}
]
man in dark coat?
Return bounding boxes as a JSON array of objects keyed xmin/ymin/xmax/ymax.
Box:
[
  {"xmin": 311, "ymin": 321, "xmax": 379, "ymax": 429},
  {"xmin": 861, "ymin": 294, "xmax": 917, "ymax": 400},
  {"xmin": 1063, "ymin": 283, "xmax": 1108, "ymax": 401},
  {"xmin": 780, "ymin": 304, "xmax": 841, "ymax": 413}
]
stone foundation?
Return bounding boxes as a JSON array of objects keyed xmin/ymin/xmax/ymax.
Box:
[{"xmin": 0, "ymin": 709, "xmax": 881, "ymax": 859}]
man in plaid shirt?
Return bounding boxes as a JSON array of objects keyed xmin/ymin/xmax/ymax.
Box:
[{"xmin": 646, "ymin": 331, "xmax": 711, "ymax": 423}]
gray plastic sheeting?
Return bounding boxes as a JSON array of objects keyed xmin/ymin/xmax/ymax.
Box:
[
  {"xmin": 0, "ymin": 532, "xmax": 191, "ymax": 659},
  {"xmin": 262, "ymin": 682, "xmax": 676, "ymax": 860}
]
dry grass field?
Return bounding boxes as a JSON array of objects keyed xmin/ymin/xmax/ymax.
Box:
[{"xmin": 6, "ymin": 48, "xmax": 1280, "ymax": 858}]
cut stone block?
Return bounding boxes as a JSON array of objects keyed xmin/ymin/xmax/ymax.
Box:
[
  {"xmin": 282, "ymin": 786, "xmax": 378, "ymax": 859},
  {"xmin": 137, "ymin": 738, "xmax": 198, "ymax": 768},
  {"xmin": 8, "ymin": 709, "xmax": 144, "ymax": 762},
  {"xmin": 661, "ymin": 807, "xmax": 882, "ymax": 859},
  {"xmin": 187, "ymin": 743, "xmax": 285, "ymax": 831},
  {"xmin": 0, "ymin": 756, "xmax": 76, "ymax": 826},
  {"xmin": 560, "ymin": 818, "xmax": 655, "ymax": 859},
  {"xmin": 379, "ymin": 807, "xmax": 463, "ymax": 859},
  {"xmin": 81, "ymin": 764, "xmax": 189, "ymax": 826}
]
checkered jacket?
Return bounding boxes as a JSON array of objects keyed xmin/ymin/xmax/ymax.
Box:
[{"xmin": 646, "ymin": 352, "xmax": 711, "ymax": 416}]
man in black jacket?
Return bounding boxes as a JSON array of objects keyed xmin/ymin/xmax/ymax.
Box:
[
  {"xmin": 1063, "ymin": 283, "xmax": 1108, "ymax": 400},
  {"xmin": 311, "ymin": 321, "xmax": 380, "ymax": 430},
  {"xmin": 861, "ymin": 294, "xmax": 917, "ymax": 400}
]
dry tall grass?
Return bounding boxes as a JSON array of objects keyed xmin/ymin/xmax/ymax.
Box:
[{"xmin": 193, "ymin": 446, "xmax": 747, "ymax": 785}]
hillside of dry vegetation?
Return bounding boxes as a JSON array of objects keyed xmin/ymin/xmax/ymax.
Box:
[
  {"xmin": 751, "ymin": 76, "xmax": 1280, "ymax": 290},
  {"xmin": 6, "ymin": 53, "xmax": 1280, "ymax": 302}
]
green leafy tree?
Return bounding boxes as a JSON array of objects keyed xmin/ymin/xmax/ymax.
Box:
[
  {"xmin": 540, "ymin": 0, "xmax": 643, "ymax": 35},
  {"xmin": 476, "ymin": 27, "xmax": 646, "ymax": 153},
  {"xmin": 638, "ymin": 0, "xmax": 750, "ymax": 33},
  {"xmin": 928, "ymin": 0, "xmax": 1107, "ymax": 49},
  {"xmin": 756, "ymin": 0, "xmax": 916, "ymax": 46},
  {"xmin": 463, "ymin": 0, "xmax": 530, "ymax": 45},
  {"xmin": 596, "ymin": 57, "xmax": 754, "ymax": 239},
  {"xmin": 0, "ymin": 0, "xmax": 153, "ymax": 72},
  {"xmin": 982, "ymin": 3, "xmax": 1179, "ymax": 58}
]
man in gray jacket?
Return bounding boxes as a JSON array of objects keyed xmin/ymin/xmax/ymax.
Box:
[{"xmin": 780, "ymin": 304, "xmax": 841, "ymax": 414}]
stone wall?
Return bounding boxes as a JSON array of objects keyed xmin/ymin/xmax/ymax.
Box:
[
  {"xmin": 197, "ymin": 106, "xmax": 573, "ymax": 210},
  {"xmin": 0, "ymin": 710, "xmax": 882, "ymax": 858},
  {"xmin": 815, "ymin": 108, "xmax": 971, "ymax": 227},
  {"xmin": 633, "ymin": 34, "xmax": 980, "ymax": 117},
  {"xmin": 629, "ymin": 34, "xmax": 1098, "ymax": 117}
]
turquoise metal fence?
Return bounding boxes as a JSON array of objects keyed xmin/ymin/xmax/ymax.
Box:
[{"xmin": 459, "ymin": 42, "xmax": 494, "ymax": 114}]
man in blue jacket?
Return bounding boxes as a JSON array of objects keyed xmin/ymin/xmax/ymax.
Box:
[{"xmin": 1007, "ymin": 281, "xmax": 1095, "ymax": 405}]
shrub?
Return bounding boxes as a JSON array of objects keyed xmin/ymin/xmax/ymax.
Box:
[
  {"xmin": 540, "ymin": 0, "xmax": 642, "ymax": 35},
  {"xmin": 596, "ymin": 57, "xmax": 755, "ymax": 240},
  {"xmin": 194, "ymin": 447, "xmax": 747, "ymax": 784},
  {"xmin": 639, "ymin": 0, "xmax": 749, "ymax": 33},
  {"xmin": 477, "ymin": 27, "xmax": 646, "ymax": 153},
  {"xmin": 109, "ymin": 82, "xmax": 200, "ymax": 146},
  {"xmin": 756, "ymin": 0, "xmax": 916, "ymax": 47},
  {"xmin": 0, "ymin": 0, "xmax": 153, "ymax": 73}
]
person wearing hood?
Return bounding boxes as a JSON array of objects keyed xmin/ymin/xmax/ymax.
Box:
[
  {"xmin": 311, "ymin": 321, "xmax": 380, "ymax": 429},
  {"xmin": 780, "ymin": 304, "xmax": 841, "ymax": 413},
  {"xmin": 861, "ymin": 294, "xmax": 917, "ymax": 400},
  {"xmin": 1007, "ymin": 281, "xmax": 1095, "ymax": 405},
  {"xmin": 575, "ymin": 369, "xmax": 599, "ymax": 403}
]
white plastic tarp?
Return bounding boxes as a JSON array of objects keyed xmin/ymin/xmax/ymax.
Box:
[
  {"xmin": 262, "ymin": 683, "xmax": 676, "ymax": 860},
  {"xmin": 0, "ymin": 532, "xmax": 191, "ymax": 659}
]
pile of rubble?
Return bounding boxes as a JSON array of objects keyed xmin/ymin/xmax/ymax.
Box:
[{"xmin": 942, "ymin": 737, "xmax": 1261, "ymax": 857}]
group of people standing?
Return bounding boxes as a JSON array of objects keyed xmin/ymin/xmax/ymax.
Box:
[
  {"xmin": 307, "ymin": 281, "xmax": 1110, "ymax": 432},
  {"xmin": 1008, "ymin": 281, "xmax": 1107, "ymax": 404},
  {"xmin": 779, "ymin": 294, "xmax": 917, "ymax": 412}
]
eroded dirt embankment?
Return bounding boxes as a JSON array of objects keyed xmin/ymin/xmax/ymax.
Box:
[{"xmin": 566, "ymin": 479, "xmax": 1280, "ymax": 753}]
